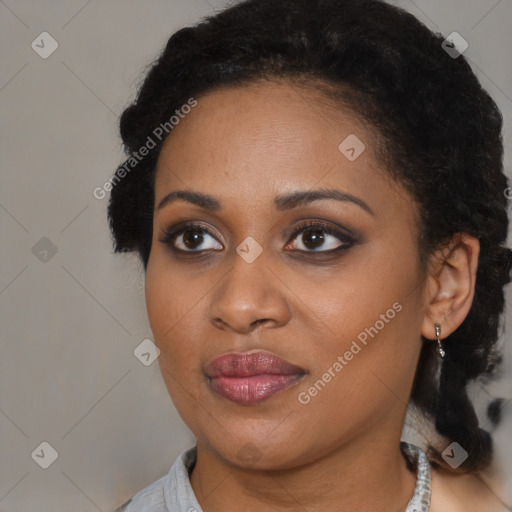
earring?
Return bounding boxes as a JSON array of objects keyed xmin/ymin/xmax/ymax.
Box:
[{"xmin": 435, "ymin": 323, "xmax": 445, "ymax": 359}]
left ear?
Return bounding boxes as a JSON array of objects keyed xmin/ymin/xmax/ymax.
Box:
[{"xmin": 421, "ymin": 233, "xmax": 480, "ymax": 341}]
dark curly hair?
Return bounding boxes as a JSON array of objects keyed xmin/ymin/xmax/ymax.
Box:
[{"xmin": 108, "ymin": 0, "xmax": 512, "ymax": 473}]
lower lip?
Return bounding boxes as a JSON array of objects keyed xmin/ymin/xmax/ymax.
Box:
[{"xmin": 208, "ymin": 374, "xmax": 304, "ymax": 405}]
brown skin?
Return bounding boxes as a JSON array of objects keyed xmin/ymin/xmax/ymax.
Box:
[{"xmin": 144, "ymin": 81, "xmax": 502, "ymax": 511}]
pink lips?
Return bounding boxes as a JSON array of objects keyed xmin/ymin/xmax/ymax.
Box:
[{"xmin": 204, "ymin": 351, "xmax": 306, "ymax": 405}]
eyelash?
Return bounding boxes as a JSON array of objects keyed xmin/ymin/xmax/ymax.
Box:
[{"xmin": 158, "ymin": 220, "xmax": 357, "ymax": 257}]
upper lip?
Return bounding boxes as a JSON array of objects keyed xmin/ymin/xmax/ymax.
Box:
[{"xmin": 204, "ymin": 350, "xmax": 306, "ymax": 378}]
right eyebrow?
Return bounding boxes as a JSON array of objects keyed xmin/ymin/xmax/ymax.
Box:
[{"xmin": 156, "ymin": 190, "xmax": 221, "ymax": 211}]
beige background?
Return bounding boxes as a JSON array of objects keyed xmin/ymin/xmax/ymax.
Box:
[{"xmin": 1, "ymin": 1, "xmax": 511, "ymax": 510}]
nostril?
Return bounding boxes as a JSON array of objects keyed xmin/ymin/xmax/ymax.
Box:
[
  {"xmin": 250, "ymin": 318, "xmax": 272, "ymax": 329},
  {"xmin": 212, "ymin": 317, "xmax": 227, "ymax": 329}
]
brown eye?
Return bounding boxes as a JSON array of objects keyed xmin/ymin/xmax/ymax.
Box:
[
  {"xmin": 288, "ymin": 224, "xmax": 350, "ymax": 252},
  {"xmin": 301, "ymin": 230, "xmax": 325, "ymax": 249},
  {"xmin": 161, "ymin": 223, "xmax": 223, "ymax": 252},
  {"xmin": 182, "ymin": 229, "xmax": 206, "ymax": 249}
]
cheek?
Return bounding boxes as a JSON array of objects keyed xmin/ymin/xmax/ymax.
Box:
[
  {"xmin": 145, "ymin": 261, "xmax": 176, "ymax": 336},
  {"xmin": 145, "ymin": 258, "xmax": 205, "ymax": 361},
  {"xmin": 294, "ymin": 241, "xmax": 423, "ymax": 375},
  {"xmin": 144, "ymin": 258, "xmax": 219, "ymax": 436},
  {"xmin": 291, "ymin": 249, "xmax": 411, "ymax": 337},
  {"xmin": 145, "ymin": 262, "xmax": 208, "ymax": 422}
]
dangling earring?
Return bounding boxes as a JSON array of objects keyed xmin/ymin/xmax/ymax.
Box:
[{"xmin": 435, "ymin": 323, "xmax": 445, "ymax": 359}]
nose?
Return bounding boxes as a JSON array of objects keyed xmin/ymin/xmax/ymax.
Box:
[{"xmin": 209, "ymin": 255, "xmax": 292, "ymax": 334}]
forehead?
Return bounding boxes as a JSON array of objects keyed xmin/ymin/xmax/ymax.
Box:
[{"xmin": 154, "ymin": 81, "xmax": 409, "ymax": 217}]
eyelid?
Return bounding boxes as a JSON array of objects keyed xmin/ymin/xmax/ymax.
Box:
[
  {"xmin": 158, "ymin": 221, "xmax": 224, "ymax": 249},
  {"xmin": 284, "ymin": 219, "xmax": 357, "ymax": 252},
  {"xmin": 285, "ymin": 219, "xmax": 356, "ymax": 242},
  {"xmin": 159, "ymin": 219, "xmax": 357, "ymax": 254}
]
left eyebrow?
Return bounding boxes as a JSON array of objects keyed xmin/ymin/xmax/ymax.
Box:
[{"xmin": 274, "ymin": 188, "xmax": 375, "ymax": 216}]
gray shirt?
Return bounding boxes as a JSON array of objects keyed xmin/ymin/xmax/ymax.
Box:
[{"xmin": 116, "ymin": 442, "xmax": 431, "ymax": 512}]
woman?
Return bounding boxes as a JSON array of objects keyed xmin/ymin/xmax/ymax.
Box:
[{"xmin": 108, "ymin": 0, "xmax": 512, "ymax": 510}]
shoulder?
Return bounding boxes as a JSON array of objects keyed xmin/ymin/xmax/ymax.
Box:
[
  {"xmin": 430, "ymin": 467, "xmax": 509, "ymax": 512},
  {"xmin": 113, "ymin": 447, "xmax": 199, "ymax": 512},
  {"xmin": 114, "ymin": 474, "xmax": 167, "ymax": 512}
]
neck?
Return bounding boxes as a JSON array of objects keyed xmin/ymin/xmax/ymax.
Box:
[{"xmin": 190, "ymin": 428, "xmax": 417, "ymax": 512}]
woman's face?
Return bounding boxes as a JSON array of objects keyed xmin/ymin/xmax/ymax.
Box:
[{"xmin": 145, "ymin": 81, "xmax": 429, "ymax": 469}]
